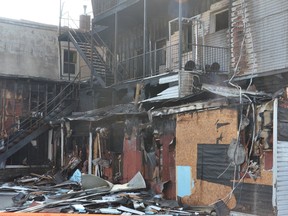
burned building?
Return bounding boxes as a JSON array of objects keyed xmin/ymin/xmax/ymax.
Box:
[
  {"xmin": 1, "ymin": 0, "xmax": 288, "ymax": 215},
  {"xmin": 62, "ymin": 0, "xmax": 287, "ymax": 215},
  {"xmin": 0, "ymin": 18, "xmax": 91, "ymax": 178}
]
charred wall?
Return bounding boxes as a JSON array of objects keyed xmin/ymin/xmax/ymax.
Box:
[
  {"xmin": 175, "ymin": 104, "xmax": 274, "ymax": 214},
  {"xmin": 0, "ymin": 78, "xmax": 71, "ymax": 167},
  {"xmin": 176, "ymin": 108, "xmax": 238, "ymax": 208}
]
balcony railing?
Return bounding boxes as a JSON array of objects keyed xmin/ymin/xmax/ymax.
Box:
[
  {"xmin": 116, "ymin": 43, "xmax": 229, "ymax": 82},
  {"xmin": 93, "ymin": 0, "xmax": 138, "ymax": 17}
]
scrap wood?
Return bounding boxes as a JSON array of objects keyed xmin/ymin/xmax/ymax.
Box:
[
  {"xmin": 31, "ymin": 173, "xmax": 53, "ymax": 180},
  {"xmin": 16, "ymin": 190, "xmax": 109, "ymax": 213},
  {"xmin": 15, "ymin": 172, "xmax": 146, "ymax": 213}
]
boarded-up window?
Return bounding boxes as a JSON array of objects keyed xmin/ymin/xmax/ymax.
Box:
[{"xmin": 197, "ymin": 144, "xmax": 235, "ymax": 185}]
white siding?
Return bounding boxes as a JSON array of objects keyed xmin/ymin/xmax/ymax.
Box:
[{"xmin": 246, "ymin": 0, "xmax": 288, "ymax": 74}]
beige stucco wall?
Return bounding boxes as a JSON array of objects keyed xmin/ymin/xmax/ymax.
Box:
[{"xmin": 0, "ymin": 18, "xmax": 60, "ymax": 80}]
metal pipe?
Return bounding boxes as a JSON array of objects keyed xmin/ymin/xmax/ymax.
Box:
[
  {"xmin": 272, "ymin": 98, "xmax": 278, "ymax": 208},
  {"xmin": 228, "ymin": 0, "xmax": 232, "ymax": 75},
  {"xmin": 168, "ymin": 20, "xmax": 172, "ymax": 69},
  {"xmin": 68, "ymin": 39, "xmax": 71, "ymax": 81},
  {"xmin": 178, "ymin": 0, "xmax": 183, "ymax": 70},
  {"xmin": 143, "ymin": 0, "xmax": 147, "ymax": 78},
  {"xmin": 48, "ymin": 129, "xmax": 53, "ymax": 161},
  {"xmin": 88, "ymin": 131, "xmax": 93, "ymax": 174},
  {"xmin": 60, "ymin": 122, "xmax": 64, "ymax": 167},
  {"xmin": 149, "ymin": 39, "xmax": 152, "ymax": 76},
  {"xmin": 114, "ymin": 0, "xmax": 119, "ymax": 84}
]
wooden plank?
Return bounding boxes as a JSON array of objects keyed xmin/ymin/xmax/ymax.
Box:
[{"xmin": 1, "ymin": 214, "xmax": 116, "ymax": 216}]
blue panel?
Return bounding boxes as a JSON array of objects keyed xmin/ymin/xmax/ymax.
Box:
[{"xmin": 177, "ymin": 165, "xmax": 193, "ymax": 197}]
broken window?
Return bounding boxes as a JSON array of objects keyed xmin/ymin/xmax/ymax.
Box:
[
  {"xmin": 63, "ymin": 49, "xmax": 77, "ymax": 75},
  {"xmin": 215, "ymin": 10, "xmax": 229, "ymax": 31},
  {"xmin": 210, "ymin": 9, "xmax": 229, "ymax": 33},
  {"xmin": 183, "ymin": 24, "xmax": 193, "ymax": 52}
]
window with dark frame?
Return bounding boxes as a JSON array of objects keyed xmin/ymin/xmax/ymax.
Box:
[
  {"xmin": 215, "ymin": 10, "xmax": 229, "ymax": 32},
  {"xmin": 63, "ymin": 49, "xmax": 77, "ymax": 75},
  {"xmin": 183, "ymin": 24, "xmax": 193, "ymax": 52}
]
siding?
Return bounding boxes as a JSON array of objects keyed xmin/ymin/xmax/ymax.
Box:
[
  {"xmin": 248, "ymin": 0, "xmax": 288, "ymax": 74},
  {"xmin": 232, "ymin": 0, "xmax": 288, "ymax": 75}
]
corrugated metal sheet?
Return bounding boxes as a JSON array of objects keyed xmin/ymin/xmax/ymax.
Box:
[
  {"xmin": 275, "ymin": 99, "xmax": 288, "ymax": 215},
  {"xmin": 247, "ymin": 0, "xmax": 288, "ymax": 74},
  {"xmin": 275, "ymin": 141, "xmax": 288, "ymax": 215},
  {"xmin": 233, "ymin": 183, "xmax": 273, "ymax": 215},
  {"xmin": 159, "ymin": 74, "xmax": 178, "ymax": 84},
  {"xmin": 142, "ymin": 85, "xmax": 179, "ymax": 102}
]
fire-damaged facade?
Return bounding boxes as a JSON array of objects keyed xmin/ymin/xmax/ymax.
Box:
[
  {"xmin": 1, "ymin": 0, "xmax": 288, "ymax": 215},
  {"xmin": 0, "ymin": 18, "xmax": 92, "ymax": 176}
]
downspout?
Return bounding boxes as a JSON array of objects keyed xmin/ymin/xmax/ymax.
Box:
[
  {"xmin": 168, "ymin": 20, "xmax": 172, "ymax": 69},
  {"xmin": 59, "ymin": 0, "xmax": 63, "ymax": 79},
  {"xmin": 178, "ymin": 0, "xmax": 183, "ymax": 71},
  {"xmin": 143, "ymin": 0, "xmax": 147, "ymax": 78},
  {"xmin": 272, "ymin": 98, "xmax": 278, "ymax": 209},
  {"xmin": 228, "ymin": 0, "xmax": 232, "ymax": 75},
  {"xmin": 114, "ymin": 0, "xmax": 118, "ymax": 84},
  {"xmin": 68, "ymin": 39, "xmax": 71, "ymax": 81},
  {"xmin": 178, "ymin": 0, "xmax": 183, "ymax": 98}
]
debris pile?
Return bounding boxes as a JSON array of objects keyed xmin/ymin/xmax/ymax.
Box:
[{"xmin": 0, "ymin": 168, "xmax": 216, "ymax": 215}]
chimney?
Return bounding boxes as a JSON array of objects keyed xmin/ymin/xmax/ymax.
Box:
[{"xmin": 79, "ymin": 5, "xmax": 91, "ymax": 32}]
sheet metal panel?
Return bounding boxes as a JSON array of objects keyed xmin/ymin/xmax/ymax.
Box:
[
  {"xmin": 275, "ymin": 147, "xmax": 288, "ymax": 215},
  {"xmin": 247, "ymin": 0, "xmax": 288, "ymax": 75},
  {"xmin": 275, "ymin": 98, "xmax": 288, "ymax": 215}
]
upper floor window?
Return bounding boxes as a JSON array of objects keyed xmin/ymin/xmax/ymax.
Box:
[
  {"xmin": 210, "ymin": 9, "xmax": 229, "ymax": 33},
  {"xmin": 216, "ymin": 10, "xmax": 229, "ymax": 31},
  {"xmin": 63, "ymin": 49, "xmax": 77, "ymax": 75}
]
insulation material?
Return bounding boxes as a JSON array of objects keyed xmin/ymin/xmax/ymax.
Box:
[{"xmin": 176, "ymin": 108, "xmax": 238, "ymax": 208}]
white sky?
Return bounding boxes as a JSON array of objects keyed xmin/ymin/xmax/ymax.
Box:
[{"xmin": 0, "ymin": 0, "xmax": 92, "ymax": 26}]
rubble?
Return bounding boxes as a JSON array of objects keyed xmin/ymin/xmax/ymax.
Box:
[{"xmin": 0, "ymin": 167, "xmax": 217, "ymax": 215}]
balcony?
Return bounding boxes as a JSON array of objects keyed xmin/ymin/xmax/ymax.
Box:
[{"xmin": 115, "ymin": 43, "xmax": 229, "ymax": 83}]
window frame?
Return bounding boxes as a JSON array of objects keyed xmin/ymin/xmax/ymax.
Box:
[
  {"xmin": 62, "ymin": 48, "xmax": 79, "ymax": 77},
  {"xmin": 210, "ymin": 9, "xmax": 229, "ymax": 33}
]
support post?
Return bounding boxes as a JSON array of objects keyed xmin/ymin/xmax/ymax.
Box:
[
  {"xmin": 143, "ymin": 0, "xmax": 147, "ymax": 78},
  {"xmin": 60, "ymin": 122, "xmax": 64, "ymax": 167},
  {"xmin": 178, "ymin": 0, "xmax": 183, "ymax": 70},
  {"xmin": 88, "ymin": 130, "xmax": 93, "ymax": 174},
  {"xmin": 114, "ymin": 0, "xmax": 119, "ymax": 84}
]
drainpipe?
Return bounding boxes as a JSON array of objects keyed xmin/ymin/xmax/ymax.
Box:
[
  {"xmin": 88, "ymin": 128, "xmax": 93, "ymax": 174},
  {"xmin": 178, "ymin": 0, "xmax": 183, "ymax": 71},
  {"xmin": 68, "ymin": 39, "xmax": 71, "ymax": 81},
  {"xmin": 114, "ymin": 0, "xmax": 118, "ymax": 84},
  {"xmin": 228, "ymin": 0, "xmax": 232, "ymax": 75},
  {"xmin": 168, "ymin": 20, "xmax": 172, "ymax": 69},
  {"xmin": 143, "ymin": 0, "xmax": 147, "ymax": 78},
  {"xmin": 61, "ymin": 122, "xmax": 64, "ymax": 167},
  {"xmin": 272, "ymin": 98, "xmax": 278, "ymax": 209}
]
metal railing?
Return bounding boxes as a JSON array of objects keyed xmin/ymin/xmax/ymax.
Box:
[
  {"xmin": 0, "ymin": 73, "xmax": 80, "ymax": 151},
  {"xmin": 118, "ymin": 43, "xmax": 229, "ymax": 81},
  {"xmin": 93, "ymin": 0, "xmax": 138, "ymax": 17}
]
